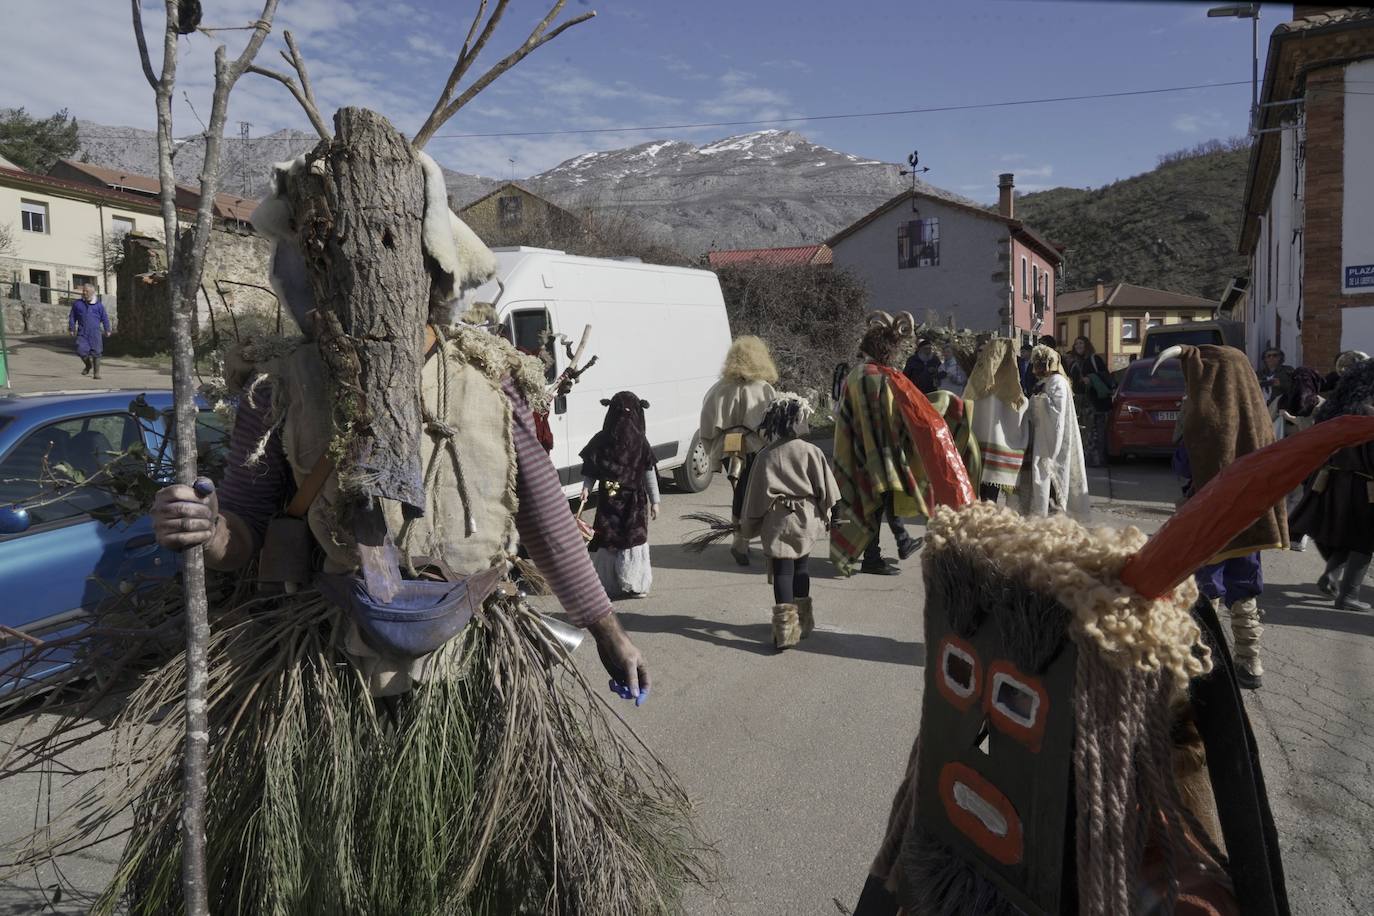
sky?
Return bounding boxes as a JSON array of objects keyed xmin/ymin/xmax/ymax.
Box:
[{"xmin": 1, "ymin": 0, "xmax": 1266, "ymax": 203}]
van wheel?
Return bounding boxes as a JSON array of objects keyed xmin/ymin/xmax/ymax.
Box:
[{"xmin": 673, "ymin": 434, "xmax": 714, "ymax": 493}]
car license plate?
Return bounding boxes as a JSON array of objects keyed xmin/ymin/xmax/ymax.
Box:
[{"xmin": 1155, "ymin": 411, "xmax": 1179, "ymax": 422}]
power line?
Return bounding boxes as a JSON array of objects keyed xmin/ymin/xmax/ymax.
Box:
[
  {"xmin": 424, "ymin": 80, "xmax": 1255, "ymax": 139},
  {"xmin": 75, "ymin": 78, "xmax": 1253, "ymax": 143}
]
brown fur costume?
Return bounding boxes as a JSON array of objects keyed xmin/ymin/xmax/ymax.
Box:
[{"xmin": 1179, "ymin": 345, "xmax": 1287, "ymax": 559}]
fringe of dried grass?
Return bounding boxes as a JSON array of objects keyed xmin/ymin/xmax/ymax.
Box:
[{"xmin": 1, "ymin": 582, "xmax": 711, "ymax": 915}]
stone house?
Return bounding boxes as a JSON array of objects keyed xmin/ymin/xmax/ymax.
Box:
[
  {"xmin": 457, "ymin": 182, "xmax": 585, "ymax": 247},
  {"xmin": 1055, "ymin": 282, "xmax": 1220, "ymax": 370},
  {"xmin": 1240, "ymin": 5, "xmax": 1374, "ymax": 370},
  {"xmin": 826, "ymin": 173, "xmax": 1063, "ymax": 340}
]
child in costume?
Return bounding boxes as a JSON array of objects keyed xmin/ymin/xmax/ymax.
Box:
[
  {"xmin": 698, "ymin": 335, "xmax": 779, "ymax": 565},
  {"xmin": 739, "ymin": 393, "xmax": 840, "ymax": 649},
  {"xmin": 580, "ymin": 392, "xmax": 661, "ymax": 598}
]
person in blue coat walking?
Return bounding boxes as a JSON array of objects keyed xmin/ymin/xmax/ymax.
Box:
[{"xmin": 68, "ymin": 284, "xmax": 111, "ymax": 378}]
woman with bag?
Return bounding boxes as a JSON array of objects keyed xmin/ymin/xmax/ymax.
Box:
[
  {"xmin": 580, "ymin": 392, "xmax": 661, "ymax": 598},
  {"xmin": 1068, "ymin": 336, "xmax": 1113, "ymax": 466}
]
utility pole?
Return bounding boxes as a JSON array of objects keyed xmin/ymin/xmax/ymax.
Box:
[{"xmin": 239, "ymin": 121, "xmax": 252, "ymax": 195}]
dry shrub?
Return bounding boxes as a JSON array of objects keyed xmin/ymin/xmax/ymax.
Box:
[{"xmin": 713, "ymin": 263, "xmax": 868, "ymax": 396}]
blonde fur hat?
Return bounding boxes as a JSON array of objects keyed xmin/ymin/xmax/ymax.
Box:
[{"xmin": 721, "ymin": 335, "xmax": 780, "ymax": 384}]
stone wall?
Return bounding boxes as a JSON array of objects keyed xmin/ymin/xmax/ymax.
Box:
[{"xmin": 114, "ymin": 227, "xmax": 277, "ymax": 349}]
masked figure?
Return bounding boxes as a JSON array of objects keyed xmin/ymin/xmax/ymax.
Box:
[
  {"xmin": 831, "ymin": 312, "xmax": 930, "ymax": 576},
  {"xmin": 1163, "ymin": 344, "xmax": 1285, "ymax": 689},
  {"xmin": 698, "ymin": 335, "xmax": 779, "ymax": 565},
  {"xmin": 963, "ymin": 338, "xmax": 1029, "ymax": 503},
  {"xmin": 2, "ymin": 143, "xmax": 703, "ymax": 914},
  {"xmin": 580, "ymin": 392, "xmax": 660, "ymax": 598},
  {"xmin": 1290, "ymin": 356, "xmax": 1374, "ymax": 611},
  {"xmin": 1020, "ymin": 344, "xmax": 1090, "ymax": 520}
]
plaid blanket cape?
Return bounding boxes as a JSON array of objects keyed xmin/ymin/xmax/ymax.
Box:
[{"xmin": 830, "ymin": 363, "xmax": 928, "ymax": 573}]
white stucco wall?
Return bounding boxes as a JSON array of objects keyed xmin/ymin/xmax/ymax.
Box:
[
  {"xmin": 1342, "ymin": 58, "xmax": 1374, "ymax": 296},
  {"xmin": 1247, "ymin": 117, "xmax": 1305, "ymax": 364},
  {"xmin": 830, "ymin": 197, "xmax": 1010, "ymax": 333}
]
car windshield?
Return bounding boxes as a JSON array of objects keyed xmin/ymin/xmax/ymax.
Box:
[
  {"xmin": 1121, "ymin": 359, "xmax": 1184, "ymax": 394},
  {"xmin": 1142, "ymin": 329, "xmax": 1220, "ymax": 357}
]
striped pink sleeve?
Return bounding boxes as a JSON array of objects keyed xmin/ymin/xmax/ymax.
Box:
[{"xmin": 504, "ymin": 378, "xmax": 613, "ymax": 628}]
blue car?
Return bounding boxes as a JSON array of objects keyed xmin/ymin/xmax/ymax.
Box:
[{"xmin": 0, "ymin": 390, "xmax": 226, "ymax": 695}]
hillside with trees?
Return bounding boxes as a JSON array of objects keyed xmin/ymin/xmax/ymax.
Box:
[{"xmin": 1017, "ymin": 139, "xmax": 1251, "ymax": 299}]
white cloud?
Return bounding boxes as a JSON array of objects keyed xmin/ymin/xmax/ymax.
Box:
[{"xmin": 1171, "ymin": 111, "xmax": 1227, "ymax": 134}]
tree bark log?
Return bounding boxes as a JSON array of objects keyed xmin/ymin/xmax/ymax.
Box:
[{"xmin": 287, "ymin": 108, "xmax": 428, "ymax": 516}]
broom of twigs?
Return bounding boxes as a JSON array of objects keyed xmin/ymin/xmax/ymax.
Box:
[{"xmin": 680, "ymin": 512, "xmax": 738, "ymax": 553}]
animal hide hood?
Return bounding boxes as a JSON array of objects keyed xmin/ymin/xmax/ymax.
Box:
[
  {"xmin": 1315, "ymin": 356, "xmax": 1374, "ymax": 422},
  {"xmin": 964, "ymin": 339, "xmax": 1026, "ymax": 411},
  {"xmin": 1174, "ymin": 344, "xmax": 1287, "ymax": 558},
  {"xmin": 721, "ymin": 335, "xmax": 779, "ymax": 384},
  {"xmin": 579, "ymin": 391, "xmax": 656, "ymax": 484},
  {"xmin": 251, "ymin": 152, "xmax": 497, "ymax": 333}
]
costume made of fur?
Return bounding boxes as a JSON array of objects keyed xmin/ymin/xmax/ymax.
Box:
[
  {"xmin": 0, "ymin": 154, "xmax": 704, "ymax": 914},
  {"xmin": 1162, "ymin": 344, "xmax": 1285, "ymax": 689},
  {"xmin": 963, "ymin": 338, "xmax": 1029, "ymax": 493},
  {"xmin": 852, "ymin": 411, "xmax": 1374, "ymax": 916},
  {"xmin": 739, "ymin": 394, "xmax": 841, "ymax": 647},
  {"xmin": 1018, "ymin": 345, "xmax": 1090, "ymax": 520},
  {"xmin": 580, "ymin": 392, "xmax": 660, "ymax": 597},
  {"xmin": 1289, "ymin": 356, "xmax": 1374, "ymax": 610},
  {"xmin": 698, "ymin": 335, "xmax": 779, "ymax": 561},
  {"xmin": 830, "ymin": 312, "xmax": 974, "ymax": 576}
]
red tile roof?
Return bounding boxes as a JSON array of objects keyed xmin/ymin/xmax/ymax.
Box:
[
  {"xmin": 48, "ymin": 159, "xmax": 257, "ymax": 225},
  {"xmin": 0, "ymin": 165, "xmax": 188, "ymax": 215},
  {"xmin": 707, "ymin": 244, "xmax": 832, "ymax": 268}
]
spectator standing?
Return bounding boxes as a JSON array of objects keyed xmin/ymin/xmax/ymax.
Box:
[
  {"xmin": 1067, "ymin": 336, "xmax": 1114, "ymax": 466},
  {"xmin": 68, "ymin": 284, "xmax": 110, "ymax": 379}
]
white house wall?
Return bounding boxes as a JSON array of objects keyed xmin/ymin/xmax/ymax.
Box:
[
  {"xmin": 830, "ymin": 198, "xmax": 1009, "ymax": 333},
  {"xmin": 1248, "ymin": 118, "xmax": 1305, "ymax": 364},
  {"xmin": 1342, "ymin": 58, "xmax": 1374, "ymax": 296}
]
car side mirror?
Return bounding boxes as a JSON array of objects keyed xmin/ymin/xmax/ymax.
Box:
[{"xmin": 0, "ymin": 506, "xmax": 32, "ymax": 535}]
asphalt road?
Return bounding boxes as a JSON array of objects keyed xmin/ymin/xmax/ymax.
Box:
[{"xmin": 1, "ymin": 339, "xmax": 1370, "ymax": 914}]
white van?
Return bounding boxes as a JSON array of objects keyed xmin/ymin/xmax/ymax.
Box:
[{"xmin": 462, "ymin": 247, "xmax": 732, "ymax": 497}]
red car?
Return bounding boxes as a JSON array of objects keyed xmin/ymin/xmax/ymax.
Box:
[{"xmin": 1107, "ymin": 357, "xmax": 1184, "ymax": 459}]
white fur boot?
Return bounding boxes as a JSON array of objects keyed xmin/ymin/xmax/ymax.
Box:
[{"xmin": 1229, "ymin": 597, "xmax": 1263, "ymax": 689}]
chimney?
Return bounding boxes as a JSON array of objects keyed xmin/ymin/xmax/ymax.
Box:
[
  {"xmin": 1094, "ymin": 279, "xmax": 1105, "ymax": 304},
  {"xmin": 998, "ymin": 173, "xmax": 1015, "ymax": 219}
]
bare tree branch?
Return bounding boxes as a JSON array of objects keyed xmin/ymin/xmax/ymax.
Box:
[
  {"xmin": 130, "ymin": 0, "xmax": 159, "ymax": 91},
  {"xmin": 139, "ymin": 2, "xmax": 280, "ymax": 913},
  {"xmin": 283, "ymin": 32, "xmax": 321, "ymax": 116},
  {"xmin": 412, "ymin": 0, "xmax": 596, "ymax": 149},
  {"xmin": 246, "ymin": 64, "xmax": 331, "ymax": 139},
  {"xmin": 417, "ymin": 0, "xmax": 504, "ymax": 143}
]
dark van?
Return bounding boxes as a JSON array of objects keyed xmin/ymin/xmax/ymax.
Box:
[{"xmin": 1140, "ymin": 319, "xmax": 1245, "ymax": 358}]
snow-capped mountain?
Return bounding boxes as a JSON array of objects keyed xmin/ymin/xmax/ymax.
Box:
[
  {"xmin": 73, "ymin": 122, "xmax": 970, "ymax": 256},
  {"xmin": 521, "ymin": 129, "xmax": 971, "ymax": 255}
]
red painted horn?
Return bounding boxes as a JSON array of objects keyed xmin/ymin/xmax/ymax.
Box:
[{"xmin": 1121, "ymin": 416, "xmax": 1374, "ymax": 599}]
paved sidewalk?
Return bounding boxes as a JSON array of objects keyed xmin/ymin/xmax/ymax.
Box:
[{"xmin": 2, "ymin": 335, "xmax": 172, "ymax": 395}]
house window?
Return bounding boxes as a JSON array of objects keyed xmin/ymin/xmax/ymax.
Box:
[
  {"xmin": 112, "ymin": 216, "xmax": 135, "ymax": 236},
  {"xmin": 1121, "ymin": 319, "xmax": 1141, "ymax": 342},
  {"xmin": 1031, "ymin": 264, "xmax": 1039, "ymax": 303},
  {"xmin": 1058, "ymin": 322, "xmax": 1068, "ymax": 342},
  {"xmin": 71, "ymin": 274, "xmax": 97, "ymax": 292},
  {"xmin": 1021, "ymin": 257, "xmax": 1028, "ymax": 299},
  {"xmin": 498, "ymin": 195, "xmax": 523, "ymax": 226},
  {"xmin": 897, "ymin": 217, "xmax": 940, "ymax": 269},
  {"xmin": 1147, "ymin": 318, "xmax": 1164, "ymax": 329},
  {"xmin": 1042, "ymin": 274, "xmax": 1052, "ymax": 312},
  {"xmin": 21, "ymin": 200, "xmax": 48, "ymax": 234},
  {"xmin": 28, "ymin": 269, "xmax": 51, "ymax": 305}
]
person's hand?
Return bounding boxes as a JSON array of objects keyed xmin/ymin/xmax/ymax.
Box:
[
  {"xmin": 587, "ymin": 613, "xmax": 650, "ymax": 706},
  {"xmin": 151, "ymin": 478, "xmax": 219, "ymax": 551},
  {"xmin": 650, "ymin": 503, "xmax": 660, "ymax": 521}
]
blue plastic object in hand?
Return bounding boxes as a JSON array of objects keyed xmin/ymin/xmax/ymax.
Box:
[{"xmin": 193, "ymin": 478, "xmax": 216, "ymax": 498}]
